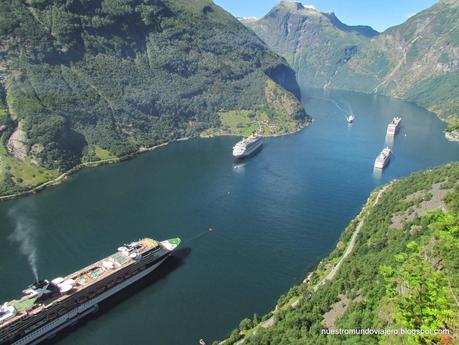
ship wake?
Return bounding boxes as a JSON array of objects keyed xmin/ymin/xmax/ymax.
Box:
[{"xmin": 310, "ymin": 95, "xmax": 355, "ymax": 121}]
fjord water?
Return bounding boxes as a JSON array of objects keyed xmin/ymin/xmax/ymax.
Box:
[{"xmin": 0, "ymin": 88, "xmax": 457, "ymax": 345}]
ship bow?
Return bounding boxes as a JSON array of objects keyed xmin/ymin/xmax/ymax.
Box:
[{"xmin": 161, "ymin": 238, "xmax": 181, "ymax": 251}]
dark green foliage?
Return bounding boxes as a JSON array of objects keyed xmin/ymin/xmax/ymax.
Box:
[
  {"xmin": 0, "ymin": 172, "xmax": 21, "ymax": 195},
  {"xmin": 239, "ymin": 318, "xmax": 253, "ymax": 331},
  {"xmin": 446, "ymin": 119, "xmax": 459, "ymax": 133},
  {"xmin": 381, "ymin": 240, "xmax": 454, "ymax": 344},
  {"xmin": 0, "ymin": 0, "xmax": 303, "ymax": 172},
  {"xmin": 245, "ymin": 2, "xmax": 377, "ymax": 90},
  {"xmin": 247, "ymin": 0, "xmax": 459, "ymax": 122},
  {"xmin": 444, "ymin": 185, "xmax": 459, "ymax": 212},
  {"xmin": 404, "ymin": 71, "xmax": 459, "ymax": 122},
  {"xmin": 219, "ymin": 163, "xmax": 459, "ymax": 345}
]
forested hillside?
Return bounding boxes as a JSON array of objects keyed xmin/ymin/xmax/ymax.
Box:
[
  {"xmin": 242, "ymin": 1, "xmax": 377, "ymax": 90},
  {"xmin": 0, "ymin": 0, "xmax": 307, "ymax": 196},
  {"xmin": 217, "ymin": 162, "xmax": 459, "ymax": 345},
  {"xmin": 330, "ymin": 0, "xmax": 459, "ymax": 123},
  {"xmin": 245, "ymin": 0, "xmax": 459, "ymax": 123}
]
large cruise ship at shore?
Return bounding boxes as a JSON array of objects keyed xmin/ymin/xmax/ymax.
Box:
[
  {"xmin": 386, "ymin": 116, "xmax": 401, "ymax": 136},
  {"xmin": 374, "ymin": 147, "xmax": 392, "ymax": 169},
  {"xmin": 232, "ymin": 134, "xmax": 263, "ymax": 159},
  {"xmin": 0, "ymin": 237, "xmax": 180, "ymax": 345}
]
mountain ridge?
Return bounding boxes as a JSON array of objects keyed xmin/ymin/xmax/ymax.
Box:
[
  {"xmin": 0, "ymin": 0, "xmax": 307, "ymax": 196},
  {"xmin": 244, "ymin": 0, "xmax": 459, "ymax": 122},
  {"xmin": 243, "ymin": 1, "xmax": 379, "ymax": 94}
]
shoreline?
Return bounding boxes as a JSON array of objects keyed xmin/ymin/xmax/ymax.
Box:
[
  {"xmin": 217, "ymin": 183, "xmax": 394, "ymax": 344},
  {"xmin": 215, "ymin": 163, "xmax": 458, "ymax": 345},
  {"xmin": 0, "ymin": 120, "xmax": 311, "ymax": 202},
  {"xmin": 199, "ymin": 118, "xmax": 312, "ymax": 139},
  {"xmin": 0, "ymin": 140, "xmax": 176, "ymax": 202},
  {"xmin": 445, "ymin": 130, "xmax": 459, "ymax": 142},
  {"xmin": 317, "ymin": 86, "xmax": 455, "ymax": 126}
]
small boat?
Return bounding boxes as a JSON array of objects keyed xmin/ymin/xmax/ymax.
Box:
[{"xmin": 347, "ymin": 115, "xmax": 355, "ymax": 124}]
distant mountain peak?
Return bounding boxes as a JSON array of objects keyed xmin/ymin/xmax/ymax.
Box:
[
  {"xmin": 279, "ymin": 1, "xmax": 304, "ymax": 10},
  {"xmin": 277, "ymin": 1, "xmax": 318, "ymax": 12},
  {"xmin": 237, "ymin": 16, "xmax": 258, "ymax": 24},
  {"xmin": 246, "ymin": 0, "xmax": 459, "ymax": 123},
  {"xmin": 264, "ymin": 1, "xmax": 378, "ymax": 37},
  {"xmin": 322, "ymin": 12, "xmax": 379, "ymax": 37}
]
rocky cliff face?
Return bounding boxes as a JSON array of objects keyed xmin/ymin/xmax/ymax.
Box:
[
  {"xmin": 243, "ymin": 1, "xmax": 377, "ymax": 88},
  {"xmin": 0, "ymin": 0, "xmax": 306, "ymax": 195},
  {"xmin": 246, "ymin": 0, "xmax": 459, "ymax": 122},
  {"xmin": 331, "ymin": 0, "xmax": 459, "ymax": 121}
]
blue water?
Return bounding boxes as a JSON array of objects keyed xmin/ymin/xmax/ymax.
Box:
[{"xmin": 0, "ymin": 88, "xmax": 457, "ymax": 344}]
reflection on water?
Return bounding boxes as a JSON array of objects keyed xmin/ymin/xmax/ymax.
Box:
[
  {"xmin": 372, "ymin": 167, "xmax": 383, "ymax": 180},
  {"xmin": 232, "ymin": 162, "xmax": 247, "ymax": 171},
  {"xmin": 0, "ymin": 88, "xmax": 458, "ymax": 345},
  {"xmin": 232, "ymin": 144, "xmax": 264, "ymax": 169},
  {"xmin": 43, "ymin": 248, "xmax": 191, "ymax": 345},
  {"xmin": 385, "ymin": 134, "xmax": 394, "ymax": 147}
]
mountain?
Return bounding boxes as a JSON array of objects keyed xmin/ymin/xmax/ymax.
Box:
[
  {"xmin": 330, "ymin": 0, "xmax": 459, "ymax": 123},
  {"xmin": 242, "ymin": 1, "xmax": 378, "ymax": 89},
  {"xmin": 0, "ymin": 0, "xmax": 307, "ymax": 196},
  {"xmin": 217, "ymin": 162, "xmax": 459, "ymax": 345},
  {"xmin": 245, "ymin": 0, "xmax": 459, "ymax": 123}
]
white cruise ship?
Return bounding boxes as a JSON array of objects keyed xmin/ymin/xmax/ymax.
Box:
[
  {"xmin": 374, "ymin": 147, "xmax": 392, "ymax": 169},
  {"xmin": 232, "ymin": 134, "xmax": 263, "ymax": 159},
  {"xmin": 386, "ymin": 116, "xmax": 401, "ymax": 136},
  {"xmin": 0, "ymin": 237, "xmax": 180, "ymax": 345}
]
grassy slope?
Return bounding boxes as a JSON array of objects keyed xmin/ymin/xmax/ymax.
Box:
[
  {"xmin": 203, "ymin": 79, "xmax": 309, "ymax": 137},
  {"xmin": 0, "ymin": 0, "xmax": 307, "ymax": 196},
  {"xmin": 217, "ymin": 162, "xmax": 459, "ymax": 345}
]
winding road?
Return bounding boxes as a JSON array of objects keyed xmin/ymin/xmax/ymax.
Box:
[{"xmin": 313, "ymin": 182, "xmax": 392, "ymax": 291}]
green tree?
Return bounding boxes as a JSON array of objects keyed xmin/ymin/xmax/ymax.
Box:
[{"xmin": 382, "ymin": 240, "xmax": 455, "ymax": 344}]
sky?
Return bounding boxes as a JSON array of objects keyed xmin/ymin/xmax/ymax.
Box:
[{"xmin": 213, "ymin": 0, "xmax": 438, "ymax": 32}]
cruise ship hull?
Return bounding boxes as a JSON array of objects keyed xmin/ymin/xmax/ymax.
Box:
[
  {"xmin": 374, "ymin": 147, "xmax": 392, "ymax": 170},
  {"xmin": 386, "ymin": 118, "xmax": 401, "ymax": 136},
  {"xmin": 10, "ymin": 256, "xmax": 169, "ymax": 345},
  {"xmin": 386, "ymin": 126, "xmax": 400, "ymax": 136},
  {"xmin": 1, "ymin": 238, "xmax": 182, "ymax": 345},
  {"xmin": 374, "ymin": 154, "xmax": 391, "ymax": 169},
  {"xmin": 232, "ymin": 140, "xmax": 263, "ymax": 159},
  {"xmin": 374, "ymin": 158, "xmax": 390, "ymax": 169}
]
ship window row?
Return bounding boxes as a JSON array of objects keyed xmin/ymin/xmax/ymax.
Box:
[
  {"xmin": 11, "ymin": 316, "xmax": 43, "ymax": 330},
  {"xmin": 2, "ymin": 260, "xmax": 154, "ymax": 340},
  {"xmin": 20, "ymin": 314, "xmax": 66, "ymax": 342}
]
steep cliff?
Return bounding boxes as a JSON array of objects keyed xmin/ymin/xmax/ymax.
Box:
[
  {"xmin": 218, "ymin": 162, "xmax": 459, "ymax": 345},
  {"xmin": 243, "ymin": 1, "xmax": 377, "ymax": 89},
  {"xmin": 0, "ymin": 0, "xmax": 307, "ymax": 195},
  {"xmin": 246, "ymin": 0, "xmax": 459, "ymax": 122}
]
